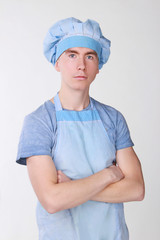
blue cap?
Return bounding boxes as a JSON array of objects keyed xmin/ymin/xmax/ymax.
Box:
[{"xmin": 43, "ymin": 17, "xmax": 111, "ymax": 69}]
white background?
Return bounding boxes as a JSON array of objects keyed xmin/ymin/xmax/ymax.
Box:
[{"xmin": 0, "ymin": 0, "xmax": 160, "ymax": 239}]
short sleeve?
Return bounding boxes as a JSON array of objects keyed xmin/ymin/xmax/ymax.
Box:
[
  {"xmin": 16, "ymin": 113, "xmax": 54, "ymax": 165},
  {"xmin": 115, "ymin": 111, "xmax": 134, "ymax": 150}
]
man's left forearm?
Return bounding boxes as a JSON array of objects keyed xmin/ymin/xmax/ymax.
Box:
[{"xmin": 90, "ymin": 176, "xmax": 145, "ymax": 203}]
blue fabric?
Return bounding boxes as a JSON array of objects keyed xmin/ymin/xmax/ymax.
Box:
[
  {"xmin": 35, "ymin": 92, "xmax": 129, "ymax": 239},
  {"xmin": 16, "ymin": 96, "xmax": 134, "ymax": 166},
  {"xmin": 43, "ymin": 17, "xmax": 111, "ymax": 69},
  {"xmin": 56, "ymin": 109, "xmax": 100, "ymax": 121}
]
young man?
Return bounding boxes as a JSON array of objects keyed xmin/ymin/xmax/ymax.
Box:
[{"xmin": 16, "ymin": 17, "xmax": 145, "ymax": 240}]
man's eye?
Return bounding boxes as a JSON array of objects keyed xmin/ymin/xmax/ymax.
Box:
[
  {"xmin": 69, "ymin": 54, "xmax": 76, "ymax": 58},
  {"xmin": 87, "ymin": 55, "xmax": 94, "ymax": 60}
]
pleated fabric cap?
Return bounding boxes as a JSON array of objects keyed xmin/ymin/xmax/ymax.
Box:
[{"xmin": 43, "ymin": 17, "xmax": 111, "ymax": 69}]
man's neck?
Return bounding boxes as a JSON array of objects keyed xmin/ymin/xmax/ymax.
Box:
[{"xmin": 58, "ymin": 88, "xmax": 90, "ymax": 111}]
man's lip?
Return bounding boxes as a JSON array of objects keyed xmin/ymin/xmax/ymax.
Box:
[{"xmin": 74, "ymin": 76, "xmax": 87, "ymax": 78}]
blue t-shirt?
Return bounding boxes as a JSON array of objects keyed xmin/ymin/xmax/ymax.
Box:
[{"xmin": 16, "ymin": 97, "xmax": 134, "ymax": 165}]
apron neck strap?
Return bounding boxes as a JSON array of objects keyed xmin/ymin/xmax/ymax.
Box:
[{"xmin": 53, "ymin": 91, "xmax": 95, "ymax": 111}]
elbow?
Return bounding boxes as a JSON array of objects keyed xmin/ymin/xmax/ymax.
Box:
[
  {"xmin": 135, "ymin": 182, "xmax": 145, "ymax": 201},
  {"xmin": 40, "ymin": 199, "xmax": 57, "ymax": 214},
  {"xmin": 45, "ymin": 203, "xmax": 58, "ymax": 214},
  {"xmin": 44, "ymin": 199, "xmax": 63, "ymax": 214},
  {"xmin": 136, "ymin": 191, "xmax": 145, "ymax": 201},
  {"xmin": 137, "ymin": 188, "xmax": 145, "ymax": 201},
  {"xmin": 41, "ymin": 193, "xmax": 63, "ymax": 214},
  {"xmin": 46, "ymin": 208, "xmax": 59, "ymax": 214}
]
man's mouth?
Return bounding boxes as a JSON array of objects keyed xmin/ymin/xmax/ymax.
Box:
[{"xmin": 74, "ymin": 76, "xmax": 87, "ymax": 79}]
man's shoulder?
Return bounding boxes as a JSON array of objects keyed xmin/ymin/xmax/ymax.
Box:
[
  {"xmin": 92, "ymin": 97, "xmax": 120, "ymax": 116},
  {"xmin": 24, "ymin": 100, "xmax": 56, "ymax": 131},
  {"xmin": 91, "ymin": 97, "xmax": 126, "ymax": 129}
]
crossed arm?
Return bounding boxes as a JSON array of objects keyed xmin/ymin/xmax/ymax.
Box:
[
  {"xmin": 57, "ymin": 147, "xmax": 144, "ymax": 203},
  {"xmin": 27, "ymin": 146, "xmax": 145, "ymax": 214},
  {"xmin": 86, "ymin": 147, "xmax": 145, "ymax": 203}
]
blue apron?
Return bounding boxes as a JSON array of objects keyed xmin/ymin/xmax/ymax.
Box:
[{"xmin": 36, "ymin": 92, "xmax": 129, "ymax": 240}]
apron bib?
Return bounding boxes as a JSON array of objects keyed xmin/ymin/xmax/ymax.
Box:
[{"xmin": 36, "ymin": 92, "xmax": 129, "ymax": 240}]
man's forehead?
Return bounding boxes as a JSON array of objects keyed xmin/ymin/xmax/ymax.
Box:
[{"xmin": 65, "ymin": 47, "xmax": 98, "ymax": 55}]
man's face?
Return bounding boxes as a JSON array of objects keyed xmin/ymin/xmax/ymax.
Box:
[{"xmin": 55, "ymin": 47, "xmax": 99, "ymax": 91}]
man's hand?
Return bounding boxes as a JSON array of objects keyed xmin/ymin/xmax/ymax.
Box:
[
  {"xmin": 57, "ymin": 170, "xmax": 71, "ymax": 183},
  {"xmin": 107, "ymin": 165, "xmax": 124, "ymax": 183}
]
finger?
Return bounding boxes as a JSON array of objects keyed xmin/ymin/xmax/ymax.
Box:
[
  {"xmin": 112, "ymin": 160, "xmax": 116, "ymax": 166},
  {"xmin": 57, "ymin": 174, "xmax": 61, "ymax": 180}
]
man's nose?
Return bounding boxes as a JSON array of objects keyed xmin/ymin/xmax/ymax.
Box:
[{"xmin": 77, "ymin": 57, "xmax": 85, "ymax": 70}]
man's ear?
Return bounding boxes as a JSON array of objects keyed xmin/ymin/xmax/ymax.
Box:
[{"xmin": 55, "ymin": 60, "xmax": 60, "ymax": 72}]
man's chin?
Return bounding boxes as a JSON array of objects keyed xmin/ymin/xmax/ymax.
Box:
[{"xmin": 71, "ymin": 84, "xmax": 90, "ymax": 92}]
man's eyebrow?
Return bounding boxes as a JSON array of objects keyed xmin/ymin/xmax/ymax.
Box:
[
  {"xmin": 65, "ymin": 49, "xmax": 98, "ymax": 56},
  {"xmin": 65, "ymin": 50, "xmax": 78, "ymax": 54},
  {"xmin": 86, "ymin": 51, "xmax": 98, "ymax": 56}
]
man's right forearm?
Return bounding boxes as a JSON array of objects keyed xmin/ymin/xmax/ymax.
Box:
[{"xmin": 46, "ymin": 167, "xmax": 121, "ymax": 214}]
